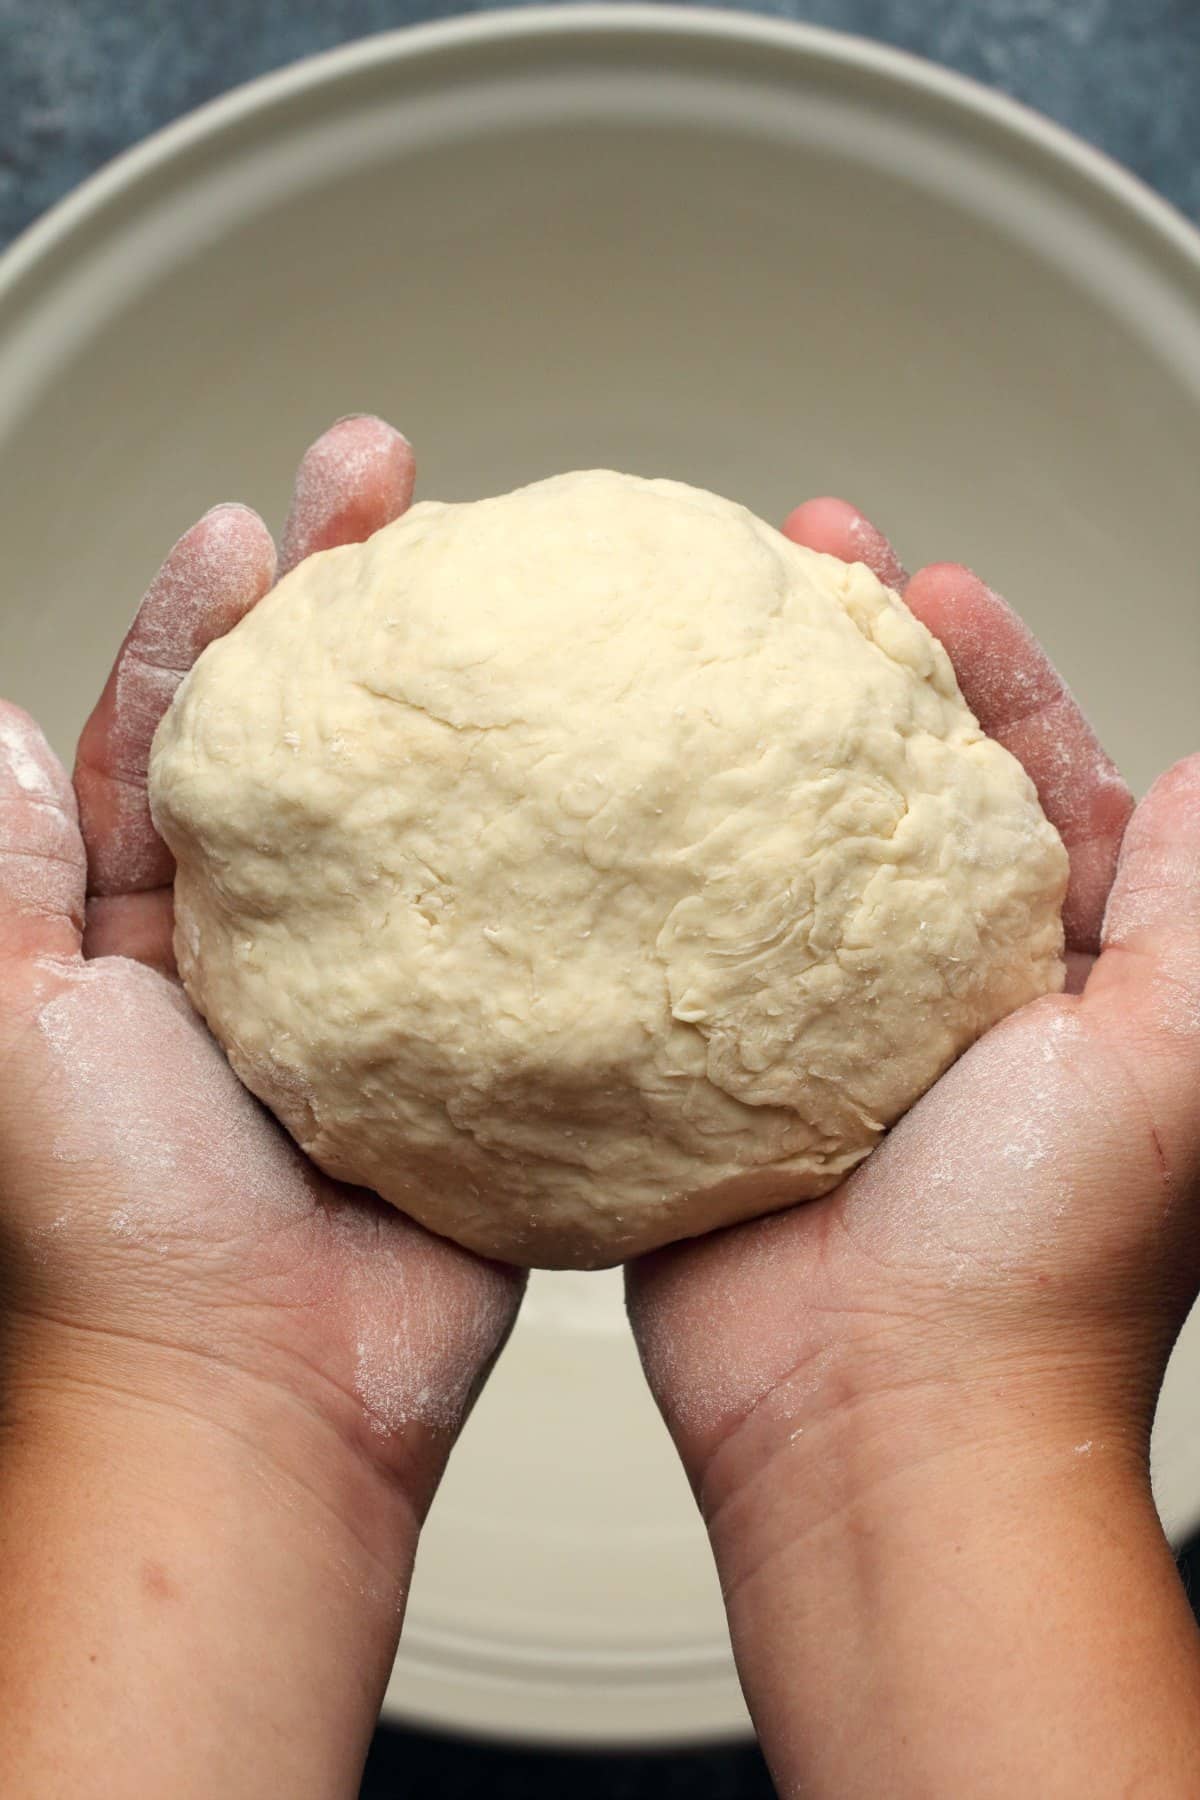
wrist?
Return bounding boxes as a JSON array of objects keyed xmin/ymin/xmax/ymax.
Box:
[
  {"xmin": 0, "ymin": 1326, "xmax": 417, "ymax": 1800},
  {"xmin": 694, "ymin": 1355, "xmax": 1200, "ymax": 1800},
  {"xmin": 709, "ymin": 1359, "xmax": 1146, "ymax": 1583},
  {"xmin": 4, "ymin": 1309, "xmax": 422, "ymax": 1588},
  {"xmin": 698, "ymin": 1324, "xmax": 1155, "ymax": 1576}
]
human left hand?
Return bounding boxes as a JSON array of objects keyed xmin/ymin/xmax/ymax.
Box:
[{"xmin": 0, "ymin": 417, "xmax": 523, "ymax": 1800}]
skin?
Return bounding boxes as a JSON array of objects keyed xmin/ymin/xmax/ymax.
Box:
[
  {"xmin": 630, "ymin": 498, "xmax": 1200, "ymax": 1797},
  {"xmin": 1, "ymin": 419, "xmax": 1198, "ymax": 1795},
  {"xmin": 0, "ymin": 418, "xmax": 521, "ymax": 1800}
]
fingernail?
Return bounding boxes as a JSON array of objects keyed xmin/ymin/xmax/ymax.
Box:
[{"xmin": 329, "ymin": 413, "xmax": 411, "ymax": 449}]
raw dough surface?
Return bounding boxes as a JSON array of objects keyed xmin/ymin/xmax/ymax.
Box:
[{"xmin": 149, "ymin": 471, "xmax": 1067, "ymax": 1268}]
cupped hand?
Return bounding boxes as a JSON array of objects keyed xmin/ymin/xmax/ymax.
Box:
[
  {"xmin": 630, "ymin": 499, "xmax": 1200, "ymax": 1500},
  {"xmin": 0, "ymin": 417, "xmax": 522, "ymax": 1521}
]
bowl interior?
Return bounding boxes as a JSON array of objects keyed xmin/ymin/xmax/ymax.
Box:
[{"xmin": 2, "ymin": 10, "xmax": 1198, "ymax": 1744}]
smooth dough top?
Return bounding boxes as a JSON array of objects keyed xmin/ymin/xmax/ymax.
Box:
[{"xmin": 149, "ymin": 470, "xmax": 1067, "ymax": 1267}]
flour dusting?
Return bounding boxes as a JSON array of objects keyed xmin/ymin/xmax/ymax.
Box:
[
  {"xmin": 91, "ymin": 505, "xmax": 276, "ymax": 893},
  {"xmin": 837, "ymin": 1001, "xmax": 1087, "ymax": 1287},
  {"xmin": 280, "ymin": 416, "xmax": 414, "ymax": 573},
  {"xmin": 906, "ymin": 572, "xmax": 1133, "ymax": 868},
  {"xmin": 348, "ymin": 1242, "xmax": 517, "ymax": 1435},
  {"xmin": 34, "ymin": 955, "xmax": 315, "ymax": 1245},
  {"xmin": 847, "ymin": 510, "xmax": 909, "ymax": 592},
  {"xmin": 0, "ymin": 706, "xmax": 84, "ymax": 919},
  {"xmin": 0, "ymin": 710, "xmax": 61, "ymax": 800},
  {"xmin": 1103, "ymin": 795, "xmax": 1200, "ymax": 949},
  {"xmin": 630, "ymin": 1212, "xmax": 833, "ymax": 1439}
]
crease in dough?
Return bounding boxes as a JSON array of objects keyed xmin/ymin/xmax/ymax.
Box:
[{"xmin": 149, "ymin": 470, "xmax": 1067, "ymax": 1268}]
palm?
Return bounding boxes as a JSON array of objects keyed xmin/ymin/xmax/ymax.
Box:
[
  {"xmin": 630, "ymin": 501, "xmax": 1200, "ymax": 1473},
  {"xmin": 832, "ymin": 995, "xmax": 1159, "ymax": 1303},
  {"xmin": 7, "ymin": 433, "xmax": 1193, "ymax": 1495},
  {"xmin": 682, "ymin": 990, "xmax": 1180, "ymax": 1389}
]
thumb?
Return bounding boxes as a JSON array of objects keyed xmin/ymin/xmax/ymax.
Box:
[
  {"xmin": 0, "ymin": 704, "xmax": 85, "ymax": 972},
  {"xmin": 1085, "ymin": 753, "xmax": 1200, "ymax": 1179}
]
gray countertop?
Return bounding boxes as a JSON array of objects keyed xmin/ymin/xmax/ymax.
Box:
[
  {"xmin": 2, "ymin": 3, "xmax": 1197, "ymax": 1795},
  {"xmin": 1, "ymin": 0, "xmax": 1199, "ymax": 256}
]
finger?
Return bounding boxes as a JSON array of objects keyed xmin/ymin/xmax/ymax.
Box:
[
  {"xmin": 82, "ymin": 892, "xmax": 176, "ymax": 975},
  {"xmin": 279, "ymin": 415, "xmax": 415, "ymax": 575},
  {"xmin": 1064, "ymin": 950, "xmax": 1095, "ymax": 995},
  {"xmin": 899, "ymin": 563, "xmax": 1133, "ymax": 955},
  {"xmin": 0, "ymin": 703, "xmax": 86, "ymax": 965},
  {"xmin": 74, "ymin": 504, "xmax": 277, "ymax": 897},
  {"xmin": 1097, "ymin": 754, "xmax": 1200, "ymax": 996},
  {"xmin": 781, "ymin": 505, "xmax": 1132, "ymax": 955},
  {"xmin": 782, "ymin": 496, "xmax": 909, "ymax": 590},
  {"xmin": 1100, "ymin": 754, "xmax": 1200, "ymax": 958},
  {"xmin": 1086, "ymin": 754, "xmax": 1200, "ymax": 1172}
]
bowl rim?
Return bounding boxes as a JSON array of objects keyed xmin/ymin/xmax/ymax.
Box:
[
  {"xmin": 2, "ymin": 3, "xmax": 1199, "ymax": 303},
  {"xmin": 5, "ymin": 1, "xmax": 1200, "ymax": 1747}
]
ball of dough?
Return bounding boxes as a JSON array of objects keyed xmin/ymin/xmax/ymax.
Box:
[{"xmin": 149, "ymin": 471, "xmax": 1067, "ymax": 1269}]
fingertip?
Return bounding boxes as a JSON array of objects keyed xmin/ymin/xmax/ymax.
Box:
[
  {"xmin": 183, "ymin": 502, "xmax": 278, "ymax": 602},
  {"xmin": 203, "ymin": 498, "xmax": 275, "ymax": 535},
  {"xmin": 101, "ymin": 501, "xmax": 278, "ymax": 690},
  {"xmin": 0, "ymin": 701, "xmax": 76, "ymax": 820},
  {"xmin": 0, "ymin": 701, "xmax": 85, "ymax": 960},
  {"xmin": 902, "ymin": 560, "xmax": 960, "ymax": 593},
  {"xmin": 781, "ymin": 496, "xmax": 861, "ymax": 555},
  {"xmin": 75, "ymin": 498, "xmax": 277, "ymax": 900},
  {"xmin": 902, "ymin": 560, "xmax": 995, "ymax": 633},
  {"xmin": 280, "ymin": 414, "xmax": 416, "ymax": 574},
  {"xmin": 0, "ymin": 699, "xmax": 47, "ymax": 754},
  {"xmin": 906, "ymin": 559, "xmax": 975, "ymax": 586},
  {"xmin": 331, "ymin": 411, "xmax": 413, "ymax": 448},
  {"xmin": 1099, "ymin": 755, "xmax": 1200, "ymax": 953},
  {"xmin": 1107, "ymin": 752, "xmax": 1200, "ymax": 893},
  {"xmin": 1143, "ymin": 749, "xmax": 1200, "ymax": 811},
  {"xmin": 782, "ymin": 496, "xmax": 908, "ymax": 590},
  {"xmin": 204, "ymin": 500, "xmax": 260, "ymax": 518}
]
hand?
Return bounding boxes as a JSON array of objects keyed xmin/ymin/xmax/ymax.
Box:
[
  {"xmin": 629, "ymin": 500, "xmax": 1200, "ymax": 1798},
  {"xmin": 0, "ymin": 418, "xmax": 522, "ymax": 1800}
]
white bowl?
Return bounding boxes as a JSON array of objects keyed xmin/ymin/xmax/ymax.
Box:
[{"xmin": 2, "ymin": 4, "xmax": 1199, "ymax": 1748}]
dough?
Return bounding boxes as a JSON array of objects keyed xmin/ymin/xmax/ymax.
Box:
[{"xmin": 149, "ymin": 471, "xmax": 1067, "ymax": 1268}]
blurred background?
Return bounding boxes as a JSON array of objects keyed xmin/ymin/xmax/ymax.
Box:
[{"xmin": 2, "ymin": 2, "xmax": 1198, "ymax": 1795}]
